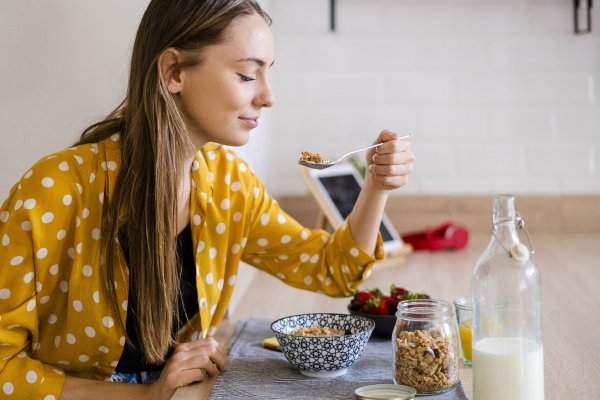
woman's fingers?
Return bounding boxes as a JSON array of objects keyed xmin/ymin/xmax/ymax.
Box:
[
  {"xmin": 375, "ymin": 138, "xmax": 411, "ymax": 157},
  {"xmin": 365, "ymin": 129, "xmax": 414, "ymax": 191},
  {"xmin": 170, "ymin": 353, "xmax": 223, "ymax": 377},
  {"xmin": 375, "ymin": 129, "xmax": 399, "ymax": 145},
  {"xmin": 370, "ymin": 143, "xmax": 413, "ymax": 175},
  {"xmin": 171, "ymin": 338, "xmax": 227, "ymax": 372},
  {"xmin": 372, "ymin": 149, "xmax": 413, "ymax": 167},
  {"xmin": 370, "ymin": 162, "xmax": 413, "ymax": 177},
  {"xmin": 367, "ymin": 131, "xmax": 394, "ymax": 160},
  {"xmin": 176, "ymin": 368, "xmax": 207, "ymax": 386},
  {"xmin": 367, "ymin": 130, "xmax": 411, "ymax": 162},
  {"xmin": 160, "ymin": 367, "xmax": 206, "ymax": 392},
  {"xmin": 149, "ymin": 338, "xmax": 228, "ymax": 399}
]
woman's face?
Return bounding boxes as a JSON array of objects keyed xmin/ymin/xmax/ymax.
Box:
[{"xmin": 176, "ymin": 13, "xmax": 275, "ymax": 148}]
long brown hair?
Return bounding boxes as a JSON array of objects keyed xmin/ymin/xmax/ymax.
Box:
[{"xmin": 76, "ymin": 0, "xmax": 271, "ymax": 364}]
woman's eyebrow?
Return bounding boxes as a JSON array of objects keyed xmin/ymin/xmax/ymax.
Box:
[{"xmin": 236, "ymin": 57, "xmax": 275, "ymax": 67}]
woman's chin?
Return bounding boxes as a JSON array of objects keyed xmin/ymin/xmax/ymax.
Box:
[{"xmin": 222, "ymin": 134, "xmax": 250, "ymax": 147}]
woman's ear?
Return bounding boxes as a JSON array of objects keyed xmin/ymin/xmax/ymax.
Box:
[{"xmin": 158, "ymin": 48, "xmax": 184, "ymax": 94}]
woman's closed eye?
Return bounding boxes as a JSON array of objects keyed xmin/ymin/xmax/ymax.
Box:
[{"xmin": 237, "ymin": 73, "xmax": 256, "ymax": 82}]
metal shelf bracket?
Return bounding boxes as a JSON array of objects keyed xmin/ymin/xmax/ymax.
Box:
[
  {"xmin": 329, "ymin": 1, "xmax": 593, "ymax": 34},
  {"xmin": 330, "ymin": 0, "xmax": 336, "ymax": 31},
  {"xmin": 574, "ymin": 0, "xmax": 593, "ymax": 34}
]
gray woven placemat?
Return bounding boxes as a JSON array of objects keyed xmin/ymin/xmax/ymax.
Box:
[{"xmin": 210, "ymin": 319, "xmax": 469, "ymax": 400}]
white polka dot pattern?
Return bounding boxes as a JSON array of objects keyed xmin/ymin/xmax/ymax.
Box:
[
  {"xmin": 3, "ymin": 145, "xmax": 126, "ymax": 398},
  {"xmin": 3, "ymin": 382, "xmax": 14, "ymax": 395},
  {"xmin": 220, "ymin": 199, "xmax": 230, "ymax": 210},
  {"xmin": 10, "ymin": 256, "xmax": 23, "ymax": 266},
  {"xmin": 42, "ymin": 178, "xmax": 54, "ymax": 188},
  {"xmin": 102, "ymin": 316, "xmax": 114, "ymax": 328},
  {"xmin": 82, "ymin": 265, "xmax": 93, "ymax": 277},
  {"xmin": 26, "ymin": 370, "xmax": 37, "ymax": 383},
  {"xmin": 0, "ymin": 140, "xmax": 382, "ymax": 397}
]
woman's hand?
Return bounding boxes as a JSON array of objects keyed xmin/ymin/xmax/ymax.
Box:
[
  {"xmin": 347, "ymin": 129, "xmax": 414, "ymax": 255},
  {"xmin": 146, "ymin": 337, "xmax": 227, "ymax": 400},
  {"xmin": 364, "ymin": 129, "xmax": 414, "ymax": 192}
]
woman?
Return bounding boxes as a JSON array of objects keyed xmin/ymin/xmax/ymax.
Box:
[{"xmin": 0, "ymin": 0, "xmax": 414, "ymax": 399}]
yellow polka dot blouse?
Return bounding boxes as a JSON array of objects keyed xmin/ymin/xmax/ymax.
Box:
[{"xmin": 0, "ymin": 135, "xmax": 383, "ymax": 398}]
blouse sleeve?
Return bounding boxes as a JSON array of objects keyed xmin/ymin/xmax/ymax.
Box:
[
  {"xmin": 240, "ymin": 174, "xmax": 384, "ymax": 298},
  {"xmin": 0, "ymin": 177, "xmax": 65, "ymax": 399}
]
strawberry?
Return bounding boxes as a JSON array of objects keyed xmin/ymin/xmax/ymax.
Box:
[
  {"xmin": 404, "ymin": 291, "xmax": 430, "ymax": 300},
  {"xmin": 355, "ymin": 291, "xmax": 375, "ymax": 304},
  {"xmin": 362, "ymin": 297, "xmax": 389, "ymax": 315},
  {"xmin": 391, "ymin": 285, "xmax": 408, "ymax": 300},
  {"xmin": 349, "ymin": 290, "xmax": 376, "ymax": 311},
  {"xmin": 382, "ymin": 296, "xmax": 399, "ymax": 315},
  {"xmin": 349, "ymin": 285, "xmax": 431, "ymax": 314}
]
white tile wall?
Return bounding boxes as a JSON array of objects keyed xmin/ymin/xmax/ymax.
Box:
[
  {"xmin": 264, "ymin": 0, "xmax": 600, "ymax": 195},
  {"xmin": 0, "ymin": 1, "xmax": 597, "ymax": 198},
  {"xmin": 0, "ymin": 1, "xmax": 150, "ymax": 197},
  {"xmin": 0, "ymin": 1, "xmax": 269, "ymax": 196}
]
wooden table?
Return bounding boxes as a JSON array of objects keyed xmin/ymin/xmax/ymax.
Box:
[{"xmin": 174, "ymin": 233, "xmax": 600, "ymax": 399}]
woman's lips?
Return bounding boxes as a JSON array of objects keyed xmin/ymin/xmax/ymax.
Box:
[{"xmin": 239, "ymin": 117, "xmax": 258, "ymax": 128}]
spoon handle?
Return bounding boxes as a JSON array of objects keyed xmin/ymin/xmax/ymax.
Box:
[
  {"xmin": 338, "ymin": 133, "xmax": 413, "ymax": 162},
  {"xmin": 338, "ymin": 143, "xmax": 384, "ymax": 161}
]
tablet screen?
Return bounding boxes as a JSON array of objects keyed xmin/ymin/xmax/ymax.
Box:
[{"xmin": 317, "ymin": 175, "xmax": 395, "ymax": 242}]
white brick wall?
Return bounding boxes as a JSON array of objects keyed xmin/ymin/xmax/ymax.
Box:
[
  {"xmin": 0, "ymin": 1, "xmax": 598, "ymax": 198},
  {"xmin": 0, "ymin": 0, "xmax": 150, "ymax": 197},
  {"xmin": 0, "ymin": 1, "xmax": 274, "ymax": 199},
  {"xmin": 265, "ymin": 0, "xmax": 600, "ymax": 195}
]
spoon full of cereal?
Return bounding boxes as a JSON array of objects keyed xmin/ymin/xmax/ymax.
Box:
[{"xmin": 298, "ymin": 133, "xmax": 412, "ymax": 170}]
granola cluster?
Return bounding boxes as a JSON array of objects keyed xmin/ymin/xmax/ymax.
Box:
[
  {"xmin": 299, "ymin": 151, "xmax": 330, "ymax": 164},
  {"xmin": 394, "ymin": 328, "xmax": 459, "ymax": 393},
  {"xmin": 292, "ymin": 325, "xmax": 345, "ymax": 337}
]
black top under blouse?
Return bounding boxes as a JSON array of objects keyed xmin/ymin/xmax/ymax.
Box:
[{"xmin": 115, "ymin": 224, "xmax": 198, "ymax": 373}]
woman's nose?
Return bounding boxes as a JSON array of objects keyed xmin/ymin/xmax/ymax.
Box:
[{"xmin": 256, "ymin": 79, "xmax": 275, "ymax": 108}]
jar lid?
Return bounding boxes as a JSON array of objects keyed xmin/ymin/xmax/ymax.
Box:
[{"xmin": 355, "ymin": 384, "xmax": 416, "ymax": 400}]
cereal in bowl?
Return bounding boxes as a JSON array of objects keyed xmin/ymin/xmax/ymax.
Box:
[{"xmin": 292, "ymin": 325, "xmax": 346, "ymax": 337}]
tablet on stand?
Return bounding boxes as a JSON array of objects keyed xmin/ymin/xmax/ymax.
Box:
[{"xmin": 300, "ymin": 163, "xmax": 411, "ymax": 260}]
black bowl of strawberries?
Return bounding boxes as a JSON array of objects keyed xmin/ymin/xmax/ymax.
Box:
[{"xmin": 347, "ymin": 285, "xmax": 430, "ymax": 339}]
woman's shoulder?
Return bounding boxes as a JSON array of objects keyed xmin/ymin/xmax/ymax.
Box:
[
  {"xmin": 26, "ymin": 142, "xmax": 99, "ymax": 175},
  {"xmin": 16, "ymin": 137, "xmax": 119, "ymax": 196},
  {"xmin": 21, "ymin": 144, "xmax": 90, "ymax": 179}
]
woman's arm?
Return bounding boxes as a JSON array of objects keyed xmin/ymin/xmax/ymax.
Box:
[
  {"xmin": 60, "ymin": 376, "xmax": 151, "ymax": 399},
  {"xmin": 236, "ymin": 130, "xmax": 413, "ymax": 298},
  {"xmin": 348, "ymin": 130, "xmax": 414, "ymax": 255},
  {"xmin": 60, "ymin": 338, "xmax": 227, "ymax": 400}
]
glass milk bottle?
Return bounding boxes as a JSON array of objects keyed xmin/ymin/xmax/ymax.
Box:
[{"xmin": 471, "ymin": 194, "xmax": 544, "ymax": 400}]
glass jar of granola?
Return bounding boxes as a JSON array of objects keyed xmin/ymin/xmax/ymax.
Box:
[{"xmin": 392, "ymin": 299, "xmax": 459, "ymax": 395}]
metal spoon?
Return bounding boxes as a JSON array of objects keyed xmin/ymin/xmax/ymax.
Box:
[{"xmin": 298, "ymin": 133, "xmax": 413, "ymax": 170}]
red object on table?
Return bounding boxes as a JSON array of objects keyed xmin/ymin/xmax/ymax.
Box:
[{"xmin": 401, "ymin": 221, "xmax": 469, "ymax": 251}]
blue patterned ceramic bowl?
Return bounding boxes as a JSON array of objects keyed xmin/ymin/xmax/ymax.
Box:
[{"xmin": 270, "ymin": 313, "xmax": 375, "ymax": 378}]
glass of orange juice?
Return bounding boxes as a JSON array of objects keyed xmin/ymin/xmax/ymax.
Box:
[{"xmin": 453, "ymin": 297, "xmax": 472, "ymax": 366}]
